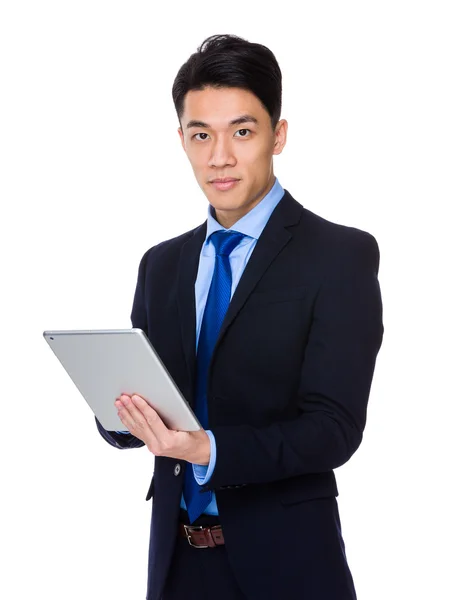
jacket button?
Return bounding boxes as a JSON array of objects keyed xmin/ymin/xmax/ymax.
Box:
[{"xmin": 174, "ymin": 463, "xmax": 181, "ymax": 476}]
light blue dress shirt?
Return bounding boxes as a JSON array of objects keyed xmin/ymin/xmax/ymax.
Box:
[{"xmin": 180, "ymin": 176, "xmax": 285, "ymax": 515}]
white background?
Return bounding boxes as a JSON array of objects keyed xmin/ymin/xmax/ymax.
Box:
[{"xmin": 1, "ymin": 1, "xmax": 448, "ymax": 598}]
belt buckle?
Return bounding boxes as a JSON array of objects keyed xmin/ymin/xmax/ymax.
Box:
[{"xmin": 184, "ymin": 524, "xmax": 209, "ymax": 548}]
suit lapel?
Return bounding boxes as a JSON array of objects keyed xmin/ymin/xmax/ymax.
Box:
[
  {"xmin": 176, "ymin": 189, "xmax": 304, "ymax": 401},
  {"xmin": 211, "ymin": 189, "xmax": 303, "ymax": 366}
]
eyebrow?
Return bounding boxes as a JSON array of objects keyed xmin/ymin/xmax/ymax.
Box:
[{"xmin": 186, "ymin": 114, "xmax": 259, "ymax": 129}]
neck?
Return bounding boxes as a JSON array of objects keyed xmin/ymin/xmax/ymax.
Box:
[{"xmin": 213, "ymin": 174, "xmax": 276, "ymax": 229}]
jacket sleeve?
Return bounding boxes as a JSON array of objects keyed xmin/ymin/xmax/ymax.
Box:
[
  {"xmin": 201, "ymin": 232, "xmax": 384, "ymax": 491},
  {"xmin": 93, "ymin": 248, "xmax": 151, "ymax": 450},
  {"xmin": 95, "ymin": 416, "xmax": 145, "ymax": 449}
]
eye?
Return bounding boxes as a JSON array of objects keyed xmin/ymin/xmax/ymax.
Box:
[
  {"xmin": 192, "ymin": 132, "xmax": 209, "ymax": 141},
  {"xmin": 235, "ymin": 128, "xmax": 251, "ymax": 137}
]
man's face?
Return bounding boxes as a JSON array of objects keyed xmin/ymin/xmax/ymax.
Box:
[{"xmin": 178, "ymin": 86, "xmax": 287, "ymax": 228}]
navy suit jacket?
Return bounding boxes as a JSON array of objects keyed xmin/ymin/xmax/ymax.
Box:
[{"xmin": 96, "ymin": 189, "xmax": 383, "ymax": 600}]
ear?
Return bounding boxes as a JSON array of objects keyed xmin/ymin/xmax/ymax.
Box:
[
  {"xmin": 177, "ymin": 127, "xmax": 186, "ymax": 152},
  {"xmin": 273, "ymin": 119, "xmax": 288, "ymax": 156}
]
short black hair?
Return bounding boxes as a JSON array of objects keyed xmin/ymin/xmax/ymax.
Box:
[{"xmin": 172, "ymin": 34, "xmax": 282, "ymax": 132}]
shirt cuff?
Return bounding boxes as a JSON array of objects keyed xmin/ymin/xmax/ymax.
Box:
[{"xmin": 192, "ymin": 430, "xmax": 216, "ymax": 485}]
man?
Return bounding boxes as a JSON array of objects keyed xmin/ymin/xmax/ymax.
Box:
[{"xmin": 96, "ymin": 33, "xmax": 384, "ymax": 600}]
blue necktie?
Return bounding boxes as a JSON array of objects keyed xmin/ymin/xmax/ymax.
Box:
[{"xmin": 183, "ymin": 230, "xmax": 245, "ymax": 524}]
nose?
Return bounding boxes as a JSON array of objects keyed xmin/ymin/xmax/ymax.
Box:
[{"xmin": 208, "ymin": 135, "xmax": 237, "ymax": 168}]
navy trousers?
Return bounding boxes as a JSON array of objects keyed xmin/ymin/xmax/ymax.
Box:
[
  {"xmin": 162, "ymin": 500, "xmax": 357, "ymax": 600},
  {"xmin": 162, "ymin": 509, "xmax": 247, "ymax": 600}
]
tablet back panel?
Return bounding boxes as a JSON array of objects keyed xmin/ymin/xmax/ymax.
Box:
[{"xmin": 43, "ymin": 328, "xmax": 201, "ymax": 432}]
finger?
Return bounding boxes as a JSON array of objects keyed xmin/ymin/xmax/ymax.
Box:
[
  {"xmin": 131, "ymin": 395, "xmax": 165, "ymax": 432},
  {"xmin": 116, "ymin": 404, "xmax": 137, "ymax": 430},
  {"xmin": 121, "ymin": 395, "xmax": 149, "ymax": 428},
  {"xmin": 115, "ymin": 398, "xmax": 131, "ymax": 424},
  {"xmin": 114, "ymin": 395, "xmax": 130, "ymax": 411}
]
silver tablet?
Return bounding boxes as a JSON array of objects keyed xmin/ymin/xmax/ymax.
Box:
[{"xmin": 43, "ymin": 328, "xmax": 201, "ymax": 432}]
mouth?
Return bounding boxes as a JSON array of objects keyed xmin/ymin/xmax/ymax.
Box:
[{"xmin": 210, "ymin": 179, "xmax": 240, "ymax": 191}]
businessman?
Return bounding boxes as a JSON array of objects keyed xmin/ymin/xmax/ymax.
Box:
[{"xmin": 96, "ymin": 33, "xmax": 384, "ymax": 600}]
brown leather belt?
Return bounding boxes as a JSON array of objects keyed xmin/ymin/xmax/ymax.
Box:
[{"xmin": 179, "ymin": 523, "xmax": 225, "ymax": 548}]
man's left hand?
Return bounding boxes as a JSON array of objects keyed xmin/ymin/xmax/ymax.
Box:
[{"xmin": 115, "ymin": 394, "xmax": 210, "ymax": 465}]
